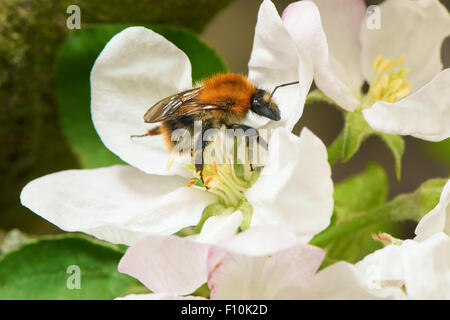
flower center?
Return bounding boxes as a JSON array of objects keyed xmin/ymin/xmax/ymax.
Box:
[
  {"xmin": 367, "ymin": 54, "xmax": 411, "ymax": 104},
  {"xmin": 186, "ymin": 154, "xmax": 259, "ymax": 209}
]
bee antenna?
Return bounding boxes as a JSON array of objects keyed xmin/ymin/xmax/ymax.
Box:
[{"xmin": 269, "ymin": 81, "xmax": 300, "ymax": 99}]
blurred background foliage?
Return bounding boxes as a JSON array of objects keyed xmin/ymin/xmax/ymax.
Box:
[{"xmin": 0, "ymin": 0, "xmax": 449, "ymax": 247}]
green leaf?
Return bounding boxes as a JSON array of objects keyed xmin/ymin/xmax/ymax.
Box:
[
  {"xmin": 334, "ymin": 163, "xmax": 389, "ymax": 219},
  {"xmin": 379, "ymin": 133, "xmax": 405, "ymax": 181},
  {"xmin": 55, "ymin": 24, "xmax": 227, "ymax": 168},
  {"xmin": 0, "ymin": 235, "xmax": 148, "ymax": 299},
  {"xmin": 327, "ymin": 131, "xmax": 344, "ymax": 165},
  {"xmin": 326, "ymin": 163, "xmax": 395, "ymax": 263},
  {"xmin": 337, "ymin": 111, "xmax": 405, "ymax": 179},
  {"xmin": 421, "ymin": 138, "xmax": 450, "ymax": 168},
  {"xmin": 341, "ymin": 111, "xmax": 374, "ymax": 162},
  {"xmin": 310, "ymin": 178, "xmax": 447, "ymax": 249}
]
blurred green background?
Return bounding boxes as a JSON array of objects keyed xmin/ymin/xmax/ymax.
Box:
[{"xmin": 1, "ymin": 0, "xmax": 449, "ymax": 237}]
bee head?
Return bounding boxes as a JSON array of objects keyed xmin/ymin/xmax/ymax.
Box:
[{"xmin": 250, "ymin": 89, "xmax": 281, "ymax": 121}]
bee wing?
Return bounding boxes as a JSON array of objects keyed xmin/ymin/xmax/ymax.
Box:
[{"xmin": 143, "ymin": 87, "xmax": 228, "ymax": 123}]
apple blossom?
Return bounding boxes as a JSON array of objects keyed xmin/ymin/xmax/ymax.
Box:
[
  {"xmin": 282, "ymin": 0, "xmax": 450, "ymax": 141},
  {"xmin": 301, "ymin": 179, "xmax": 450, "ymax": 300},
  {"xmin": 20, "ymin": 0, "xmax": 333, "ymax": 245},
  {"xmin": 117, "ymin": 227, "xmax": 325, "ymax": 299}
]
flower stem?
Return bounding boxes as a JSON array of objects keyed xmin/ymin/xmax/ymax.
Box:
[{"xmin": 327, "ymin": 131, "xmax": 344, "ymax": 165}]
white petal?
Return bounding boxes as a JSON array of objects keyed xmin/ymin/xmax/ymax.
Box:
[
  {"xmin": 247, "ymin": 127, "xmax": 333, "ymax": 238},
  {"xmin": 286, "ymin": 261, "xmax": 404, "ymax": 300},
  {"xmin": 363, "ymin": 69, "xmax": 450, "ymax": 141},
  {"xmin": 247, "ymin": 0, "xmax": 313, "ymax": 131},
  {"xmin": 115, "ymin": 293, "xmax": 206, "ymax": 300},
  {"xmin": 118, "ymin": 234, "xmax": 210, "ymax": 296},
  {"xmin": 361, "ymin": 0, "xmax": 450, "ymax": 92},
  {"xmin": 415, "ymin": 180, "xmax": 450, "ymax": 241},
  {"xmin": 20, "ymin": 165, "xmax": 215, "ymax": 245},
  {"xmin": 398, "ymin": 233, "xmax": 450, "ymax": 299},
  {"xmin": 191, "ymin": 211, "xmax": 243, "ymax": 244},
  {"xmin": 91, "ymin": 26, "xmax": 192, "ymax": 176},
  {"xmin": 207, "ymin": 227, "xmax": 324, "ymax": 299},
  {"xmin": 283, "ymin": 0, "xmax": 365, "ymax": 111},
  {"xmin": 356, "ymin": 233, "xmax": 450, "ymax": 299}
]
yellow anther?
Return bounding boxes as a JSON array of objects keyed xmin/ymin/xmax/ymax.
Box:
[
  {"xmin": 379, "ymin": 58, "xmax": 395, "ymax": 73},
  {"xmin": 389, "ymin": 79, "xmax": 403, "ymax": 92},
  {"xmin": 396, "ymin": 53, "xmax": 406, "ymax": 66},
  {"xmin": 166, "ymin": 156, "xmax": 174, "ymax": 171},
  {"xmin": 368, "ymin": 54, "xmax": 411, "ymax": 104},
  {"xmin": 373, "ymin": 55, "xmax": 383, "ymax": 71}
]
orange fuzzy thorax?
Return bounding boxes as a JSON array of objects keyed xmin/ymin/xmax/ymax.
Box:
[{"xmin": 198, "ymin": 73, "xmax": 256, "ymax": 117}]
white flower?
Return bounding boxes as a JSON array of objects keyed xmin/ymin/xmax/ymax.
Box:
[
  {"xmin": 117, "ymin": 227, "xmax": 325, "ymax": 299},
  {"xmin": 415, "ymin": 180, "xmax": 450, "ymax": 241},
  {"xmin": 282, "ymin": 0, "xmax": 450, "ymax": 141},
  {"xmin": 20, "ymin": 0, "xmax": 333, "ymax": 245},
  {"xmin": 302, "ymin": 179, "xmax": 450, "ymax": 300}
]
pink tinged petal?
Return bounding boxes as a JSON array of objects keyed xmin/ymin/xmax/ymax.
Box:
[
  {"xmin": 115, "ymin": 293, "xmax": 206, "ymax": 300},
  {"xmin": 247, "ymin": 127, "xmax": 333, "ymax": 238},
  {"xmin": 191, "ymin": 211, "xmax": 243, "ymax": 244},
  {"xmin": 415, "ymin": 180, "xmax": 450, "ymax": 241},
  {"xmin": 91, "ymin": 26, "xmax": 193, "ymax": 177},
  {"xmin": 20, "ymin": 165, "xmax": 215, "ymax": 245},
  {"xmin": 363, "ymin": 69, "xmax": 450, "ymax": 141},
  {"xmin": 361, "ymin": 0, "xmax": 450, "ymax": 92},
  {"xmin": 118, "ymin": 234, "xmax": 211, "ymax": 296},
  {"xmin": 283, "ymin": 0, "xmax": 365, "ymax": 111},
  {"xmin": 207, "ymin": 227, "xmax": 325, "ymax": 299},
  {"xmin": 247, "ymin": 0, "xmax": 313, "ymax": 131}
]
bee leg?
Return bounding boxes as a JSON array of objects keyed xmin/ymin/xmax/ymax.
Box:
[
  {"xmin": 130, "ymin": 126, "xmax": 161, "ymax": 139},
  {"xmin": 193, "ymin": 133, "xmax": 207, "ymax": 188},
  {"xmin": 226, "ymin": 124, "xmax": 268, "ymax": 169}
]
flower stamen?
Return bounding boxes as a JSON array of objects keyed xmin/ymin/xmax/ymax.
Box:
[{"xmin": 368, "ymin": 54, "xmax": 411, "ymax": 104}]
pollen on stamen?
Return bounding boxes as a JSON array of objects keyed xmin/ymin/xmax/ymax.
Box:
[
  {"xmin": 186, "ymin": 179, "xmax": 197, "ymax": 187},
  {"xmin": 166, "ymin": 156, "xmax": 174, "ymax": 171},
  {"xmin": 211, "ymin": 161, "xmax": 219, "ymax": 174},
  {"xmin": 204, "ymin": 176, "xmax": 214, "ymax": 187}
]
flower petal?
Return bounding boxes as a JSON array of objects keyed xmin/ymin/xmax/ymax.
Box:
[
  {"xmin": 115, "ymin": 293, "xmax": 206, "ymax": 300},
  {"xmin": 247, "ymin": 127, "xmax": 333, "ymax": 238},
  {"xmin": 363, "ymin": 69, "xmax": 450, "ymax": 141},
  {"xmin": 118, "ymin": 234, "xmax": 210, "ymax": 296},
  {"xmin": 398, "ymin": 233, "xmax": 450, "ymax": 299},
  {"xmin": 191, "ymin": 211, "xmax": 243, "ymax": 244},
  {"xmin": 91, "ymin": 26, "xmax": 192, "ymax": 176},
  {"xmin": 207, "ymin": 227, "xmax": 324, "ymax": 299},
  {"xmin": 283, "ymin": 0, "xmax": 366, "ymax": 111},
  {"xmin": 247, "ymin": 0, "xmax": 313, "ymax": 130},
  {"xmin": 20, "ymin": 165, "xmax": 215, "ymax": 245},
  {"xmin": 295, "ymin": 260, "xmax": 405, "ymax": 300},
  {"xmin": 361, "ymin": 0, "xmax": 450, "ymax": 92},
  {"xmin": 415, "ymin": 180, "xmax": 450, "ymax": 241}
]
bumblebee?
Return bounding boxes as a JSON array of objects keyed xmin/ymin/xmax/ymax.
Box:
[{"xmin": 132, "ymin": 73, "xmax": 298, "ymax": 180}]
